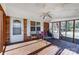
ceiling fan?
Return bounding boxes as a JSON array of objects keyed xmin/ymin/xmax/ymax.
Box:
[{"xmin": 40, "ymin": 11, "xmax": 53, "ymax": 20}]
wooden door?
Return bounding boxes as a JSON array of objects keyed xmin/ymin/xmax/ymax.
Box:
[{"xmin": 44, "ymin": 22, "xmax": 49, "ymax": 32}]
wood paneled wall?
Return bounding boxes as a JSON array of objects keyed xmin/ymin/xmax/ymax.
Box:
[
  {"xmin": 44, "ymin": 22, "xmax": 49, "ymax": 32},
  {"xmin": 3, "ymin": 16, "xmax": 10, "ymax": 45},
  {"xmin": 0, "ymin": 5, "xmax": 10, "ymax": 53},
  {"xmin": 6, "ymin": 16, "xmax": 10, "ymax": 44},
  {"xmin": 0, "ymin": 5, "xmax": 4, "ymax": 53},
  {"xmin": 0, "ymin": 10, "xmax": 3, "ymax": 53},
  {"xmin": 3, "ymin": 15, "xmax": 6, "ymax": 45}
]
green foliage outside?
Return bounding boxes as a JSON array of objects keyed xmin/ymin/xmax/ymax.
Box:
[
  {"xmin": 76, "ymin": 22, "xmax": 79, "ymax": 28},
  {"xmin": 67, "ymin": 22, "xmax": 73, "ymax": 31}
]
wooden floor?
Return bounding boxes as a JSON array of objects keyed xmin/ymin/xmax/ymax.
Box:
[
  {"xmin": 3, "ymin": 39, "xmax": 78, "ymax": 55},
  {"xmin": 4, "ymin": 39, "xmax": 51, "ymax": 55}
]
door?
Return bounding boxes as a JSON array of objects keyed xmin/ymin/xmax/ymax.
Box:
[
  {"xmin": 10, "ymin": 18, "xmax": 24, "ymax": 43},
  {"xmin": 66, "ymin": 21, "xmax": 73, "ymax": 42},
  {"xmin": 44, "ymin": 22, "xmax": 49, "ymax": 32},
  {"xmin": 60, "ymin": 22, "xmax": 66, "ymax": 40},
  {"xmin": 53, "ymin": 22, "xmax": 59, "ymax": 39},
  {"xmin": 75, "ymin": 20, "xmax": 79, "ymax": 44}
]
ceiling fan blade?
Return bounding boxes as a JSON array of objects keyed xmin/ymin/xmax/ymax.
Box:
[
  {"xmin": 48, "ymin": 14, "xmax": 52, "ymax": 18},
  {"xmin": 43, "ymin": 15, "xmax": 45, "ymax": 19}
]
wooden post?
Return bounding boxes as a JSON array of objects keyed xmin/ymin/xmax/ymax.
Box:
[
  {"xmin": 73, "ymin": 20, "xmax": 75, "ymax": 43},
  {"xmin": 23, "ymin": 19, "xmax": 27, "ymax": 41}
]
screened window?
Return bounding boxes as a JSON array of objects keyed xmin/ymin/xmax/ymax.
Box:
[{"xmin": 13, "ymin": 20, "xmax": 21, "ymax": 35}]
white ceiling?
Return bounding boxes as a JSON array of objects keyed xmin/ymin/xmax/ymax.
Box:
[{"xmin": 1, "ymin": 3, "xmax": 79, "ymax": 22}]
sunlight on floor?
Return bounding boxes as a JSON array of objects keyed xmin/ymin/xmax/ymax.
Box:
[
  {"xmin": 36, "ymin": 45, "xmax": 60, "ymax": 55},
  {"xmin": 60, "ymin": 49, "xmax": 78, "ymax": 55},
  {"xmin": 4, "ymin": 39, "xmax": 51, "ymax": 55}
]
